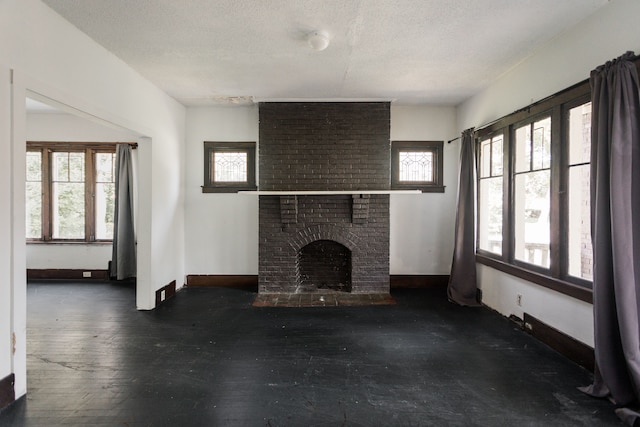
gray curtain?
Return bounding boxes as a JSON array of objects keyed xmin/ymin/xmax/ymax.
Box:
[
  {"xmin": 580, "ymin": 52, "xmax": 640, "ymax": 426},
  {"xmin": 110, "ymin": 144, "xmax": 136, "ymax": 280},
  {"xmin": 448, "ymin": 128, "xmax": 480, "ymax": 306}
]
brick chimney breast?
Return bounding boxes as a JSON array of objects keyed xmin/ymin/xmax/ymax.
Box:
[{"xmin": 258, "ymin": 103, "xmax": 391, "ymax": 295}]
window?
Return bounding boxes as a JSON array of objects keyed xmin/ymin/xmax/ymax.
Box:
[
  {"xmin": 26, "ymin": 142, "xmax": 118, "ymax": 242},
  {"xmin": 203, "ymin": 141, "xmax": 256, "ymax": 193},
  {"xmin": 478, "ymin": 134, "xmax": 503, "ymax": 255},
  {"xmin": 51, "ymin": 150, "xmax": 86, "ymax": 239},
  {"xmin": 94, "ymin": 151, "xmax": 117, "ymax": 240},
  {"xmin": 475, "ymin": 81, "xmax": 593, "ymax": 298},
  {"xmin": 26, "ymin": 150, "xmax": 43, "ymax": 239},
  {"xmin": 513, "ymin": 116, "xmax": 551, "ymax": 268},
  {"xmin": 566, "ymin": 101, "xmax": 592, "ymax": 282},
  {"xmin": 391, "ymin": 141, "xmax": 444, "ymax": 192}
]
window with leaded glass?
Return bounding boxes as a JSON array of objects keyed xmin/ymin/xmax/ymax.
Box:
[
  {"xmin": 203, "ymin": 141, "xmax": 256, "ymax": 193},
  {"xmin": 391, "ymin": 141, "xmax": 444, "ymax": 192}
]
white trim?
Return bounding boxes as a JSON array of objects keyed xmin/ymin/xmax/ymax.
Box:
[{"xmin": 239, "ymin": 190, "xmax": 421, "ymax": 195}]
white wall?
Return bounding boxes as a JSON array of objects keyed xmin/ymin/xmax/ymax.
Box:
[
  {"xmin": 0, "ymin": 0, "xmax": 188, "ymax": 301},
  {"xmin": 26, "ymin": 112, "xmax": 139, "ymax": 270},
  {"xmin": 390, "ymin": 105, "xmax": 459, "ymax": 274},
  {"xmin": 458, "ymin": 0, "xmax": 640, "ymax": 129},
  {"xmin": 478, "ymin": 265, "xmax": 594, "ymax": 345},
  {"xmin": 27, "ymin": 245, "xmax": 111, "ymax": 270},
  {"xmin": 183, "ymin": 104, "xmax": 458, "ymax": 276},
  {"xmin": 184, "ymin": 106, "xmax": 259, "ymax": 274},
  {"xmin": 0, "ymin": 64, "xmax": 13, "ymax": 397},
  {"xmin": 1, "ymin": 0, "xmax": 186, "ymax": 399},
  {"xmin": 457, "ymin": 0, "xmax": 640, "ymax": 346},
  {"xmin": 27, "ymin": 111, "xmax": 138, "ymax": 141}
]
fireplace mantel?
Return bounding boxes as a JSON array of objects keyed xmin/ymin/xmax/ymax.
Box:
[{"xmin": 240, "ymin": 190, "xmax": 421, "ymax": 195}]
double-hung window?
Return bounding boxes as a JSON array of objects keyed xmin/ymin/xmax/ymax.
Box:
[
  {"xmin": 565, "ymin": 98, "xmax": 593, "ymax": 282},
  {"xmin": 26, "ymin": 142, "xmax": 118, "ymax": 242},
  {"xmin": 478, "ymin": 134, "xmax": 504, "ymax": 255},
  {"xmin": 475, "ymin": 81, "xmax": 593, "ymax": 299},
  {"xmin": 513, "ymin": 116, "xmax": 551, "ymax": 268}
]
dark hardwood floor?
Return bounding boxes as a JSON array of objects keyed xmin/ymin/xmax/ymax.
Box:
[{"xmin": 0, "ymin": 280, "xmax": 622, "ymax": 426}]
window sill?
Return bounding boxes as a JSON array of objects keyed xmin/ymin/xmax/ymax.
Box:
[
  {"xmin": 202, "ymin": 185, "xmax": 257, "ymax": 193},
  {"xmin": 391, "ymin": 184, "xmax": 445, "ymax": 193},
  {"xmin": 476, "ymin": 253, "xmax": 592, "ymax": 304},
  {"xmin": 27, "ymin": 240, "xmax": 113, "ymax": 245},
  {"xmin": 239, "ymin": 190, "xmax": 422, "ymax": 195}
]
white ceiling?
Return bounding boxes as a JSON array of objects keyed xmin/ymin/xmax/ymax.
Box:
[{"xmin": 42, "ymin": 0, "xmax": 608, "ymax": 107}]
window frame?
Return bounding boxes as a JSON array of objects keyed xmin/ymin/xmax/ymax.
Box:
[
  {"xmin": 202, "ymin": 141, "xmax": 257, "ymax": 193},
  {"xmin": 477, "ymin": 131, "xmax": 506, "ymax": 256},
  {"xmin": 510, "ymin": 111, "xmax": 554, "ymax": 274},
  {"xmin": 474, "ymin": 80, "xmax": 593, "ymax": 303},
  {"xmin": 26, "ymin": 141, "xmax": 121, "ymax": 244},
  {"xmin": 560, "ymin": 93, "xmax": 593, "ymax": 289},
  {"xmin": 391, "ymin": 140, "xmax": 445, "ymax": 192}
]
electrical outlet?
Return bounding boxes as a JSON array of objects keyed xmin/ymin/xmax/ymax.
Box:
[
  {"xmin": 516, "ymin": 293, "xmax": 522, "ymax": 307},
  {"xmin": 160, "ymin": 289, "xmax": 166, "ymax": 301},
  {"xmin": 83, "ymin": 271, "xmax": 92, "ymax": 278}
]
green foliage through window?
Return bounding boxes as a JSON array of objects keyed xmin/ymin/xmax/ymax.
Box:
[{"xmin": 26, "ymin": 143, "xmax": 121, "ymax": 242}]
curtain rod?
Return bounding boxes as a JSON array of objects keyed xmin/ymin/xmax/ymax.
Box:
[
  {"xmin": 447, "ymin": 81, "xmax": 586, "ymax": 144},
  {"xmin": 466, "ymin": 52, "xmax": 640, "ymax": 139},
  {"xmin": 447, "ymin": 127, "xmax": 476, "ymax": 144},
  {"xmin": 447, "ymin": 88, "xmax": 569, "ymax": 143},
  {"xmin": 27, "ymin": 141, "xmax": 138, "ymax": 149},
  {"xmin": 449, "ymin": 53, "xmax": 639, "ymax": 145}
]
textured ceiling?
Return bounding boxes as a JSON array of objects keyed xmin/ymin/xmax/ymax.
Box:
[{"xmin": 42, "ymin": 0, "xmax": 608, "ymax": 107}]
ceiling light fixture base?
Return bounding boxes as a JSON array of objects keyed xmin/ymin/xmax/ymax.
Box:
[{"xmin": 307, "ymin": 31, "xmax": 330, "ymax": 51}]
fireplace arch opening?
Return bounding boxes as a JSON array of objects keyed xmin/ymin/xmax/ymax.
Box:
[{"xmin": 296, "ymin": 240, "xmax": 352, "ymax": 293}]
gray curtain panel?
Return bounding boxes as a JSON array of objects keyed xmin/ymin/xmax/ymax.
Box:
[
  {"xmin": 580, "ymin": 52, "xmax": 640, "ymax": 426},
  {"xmin": 447, "ymin": 128, "xmax": 480, "ymax": 306},
  {"xmin": 110, "ymin": 144, "xmax": 137, "ymax": 280}
]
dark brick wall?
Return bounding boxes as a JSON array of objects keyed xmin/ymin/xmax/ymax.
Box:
[
  {"xmin": 258, "ymin": 102, "xmax": 391, "ymax": 295},
  {"xmin": 258, "ymin": 102, "xmax": 391, "ymax": 191},
  {"xmin": 259, "ymin": 195, "xmax": 389, "ymax": 294}
]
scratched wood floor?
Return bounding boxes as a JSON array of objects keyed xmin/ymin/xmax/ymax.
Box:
[{"xmin": 0, "ymin": 280, "xmax": 622, "ymax": 426}]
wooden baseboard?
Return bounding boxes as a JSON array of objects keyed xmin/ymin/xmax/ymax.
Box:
[
  {"xmin": 523, "ymin": 313, "xmax": 594, "ymax": 372},
  {"xmin": 186, "ymin": 275, "xmax": 259, "ymax": 288},
  {"xmin": 27, "ymin": 269, "xmax": 109, "ymax": 280},
  {"xmin": 390, "ymin": 275, "xmax": 449, "ymax": 289},
  {"xmin": 185, "ymin": 274, "xmax": 449, "ymax": 290},
  {"xmin": 0, "ymin": 373, "xmax": 15, "ymax": 410},
  {"xmin": 155, "ymin": 281, "xmax": 177, "ymax": 307}
]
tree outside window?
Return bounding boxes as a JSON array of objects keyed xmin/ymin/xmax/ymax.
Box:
[{"xmin": 26, "ymin": 143, "xmax": 120, "ymax": 242}]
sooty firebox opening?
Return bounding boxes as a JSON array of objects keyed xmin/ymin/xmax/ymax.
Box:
[{"xmin": 296, "ymin": 240, "xmax": 352, "ymax": 293}]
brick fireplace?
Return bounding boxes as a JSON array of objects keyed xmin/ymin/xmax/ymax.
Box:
[{"xmin": 258, "ymin": 102, "xmax": 391, "ymax": 295}]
